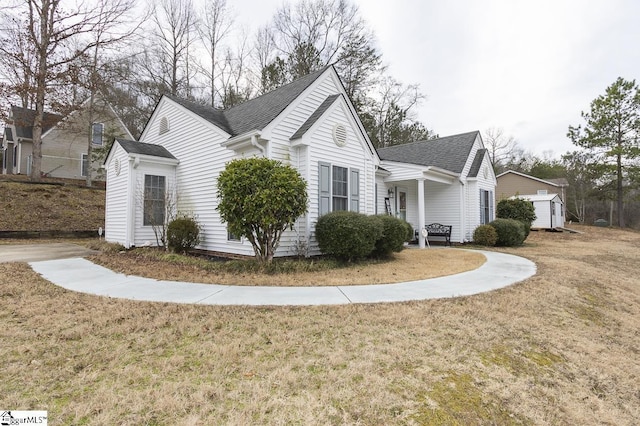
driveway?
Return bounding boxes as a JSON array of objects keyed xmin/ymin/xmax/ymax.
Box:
[{"xmin": 0, "ymin": 243, "xmax": 98, "ymax": 263}]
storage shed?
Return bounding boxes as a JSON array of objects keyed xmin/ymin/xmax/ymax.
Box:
[{"xmin": 511, "ymin": 193, "xmax": 564, "ymax": 229}]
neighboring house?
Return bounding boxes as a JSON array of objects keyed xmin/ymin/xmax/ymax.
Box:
[
  {"xmin": 104, "ymin": 66, "xmax": 496, "ymax": 256},
  {"xmin": 496, "ymin": 170, "xmax": 568, "ymax": 203},
  {"xmin": 2, "ymin": 97, "xmax": 134, "ymax": 180},
  {"xmin": 511, "ymin": 193, "xmax": 565, "ymax": 229}
]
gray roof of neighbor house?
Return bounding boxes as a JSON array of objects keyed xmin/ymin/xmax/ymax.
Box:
[
  {"xmin": 377, "ymin": 131, "xmax": 481, "ymax": 174},
  {"xmin": 290, "ymin": 94, "xmax": 341, "ymax": 140},
  {"xmin": 165, "ymin": 66, "xmax": 330, "ymax": 137},
  {"xmin": 9, "ymin": 105, "xmax": 63, "ymax": 140},
  {"xmin": 117, "ymin": 139, "xmax": 177, "ymax": 159}
]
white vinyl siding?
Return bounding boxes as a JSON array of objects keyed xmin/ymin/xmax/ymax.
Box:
[
  {"xmin": 139, "ymin": 98, "xmax": 251, "ymax": 255},
  {"xmin": 105, "ymin": 144, "xmax": 130, "ymax": 246}
]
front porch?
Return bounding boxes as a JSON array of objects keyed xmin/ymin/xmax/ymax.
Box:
[{"xmin": 382, "ymin": 164, "xmax": 462, "ymax": 249}]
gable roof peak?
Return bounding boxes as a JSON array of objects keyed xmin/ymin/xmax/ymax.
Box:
[
  {"xmin": 377, "ymin": 130, "xmax": 482, "ymax": 174},
  {"xmin": 163, "ymin": 65, "xmax": 334, "ymax": 138}
]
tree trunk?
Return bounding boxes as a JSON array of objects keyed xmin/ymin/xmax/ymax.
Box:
[
  {"xmin": 617, "ymin": 151, "xmax": 625, "ymax": 228},
  {"xmin": 30, "ymin": 0, "xmax": 51, "ymax": 182}
]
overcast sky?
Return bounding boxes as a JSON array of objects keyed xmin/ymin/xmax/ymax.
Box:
[{"xmin": 232, "ymin": 0, "xmax": 640, "ymax": 158}]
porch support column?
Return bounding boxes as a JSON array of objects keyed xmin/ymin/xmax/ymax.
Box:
[{"xmin": 417, "ymin": 178, "xmax": 426, "ymax": 249}]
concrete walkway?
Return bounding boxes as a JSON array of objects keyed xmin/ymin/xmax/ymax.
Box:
[{"xmin": 29, "ymin": 250, "xmax": 536, "ymax": 306}]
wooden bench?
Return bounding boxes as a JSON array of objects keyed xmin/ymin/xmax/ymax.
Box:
[{"xmin": 424, "ymin": 223, "xmax": 452, "ymax": 246}]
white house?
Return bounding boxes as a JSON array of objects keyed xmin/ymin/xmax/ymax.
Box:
[
  {"xmin": 511, "ymin": 193, "xmax": 565, "ymax": 229},
  {"xmin": 104, "ymin": 66, "xmax": 496, "ymax": 256}
]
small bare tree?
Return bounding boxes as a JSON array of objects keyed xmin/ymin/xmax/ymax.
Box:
[
  {"xmin": 0, "ymin": 0, "xmax": 142, "ymax": 182},
  {"xmin": 483, "ymin": 127, "xmax": 518, "ymax": 173},
  {"xmin": 150, "ymin": 0, "xmax": 197, "ymax": 97},
  {"xmin": 196, "ymin": 0, "xmax": 234, "ymax": 107}
]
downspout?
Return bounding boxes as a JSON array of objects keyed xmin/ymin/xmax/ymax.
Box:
[
  {"xmin": 251, "ymin": 135, "xmax": 266, "ymax": 157},
  {"xmin": 459, "ymin": 178, "xmax": 466, "ymax": 243},
  {"xmin": 126, "ymin": 157, "xmax": 135, "ymax": 248},
  {"xmin": 305, "ymin": 145, "xmax": 311, "ymax": 255}
]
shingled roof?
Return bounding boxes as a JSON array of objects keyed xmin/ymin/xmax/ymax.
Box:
[
  {"xmin": 9, "ymin": 105, "xmax": 63, "ymax": 140},
  {"xmin": 468, "ymin": 148, "xmax": 488, "ymax": 177},
  {"xmin": 117, "ymin": 139, "xmax": 176, "ymax": 159},
  {"xmin": 166, "ymin": 66, "xmax": 331, "ymax": 137},
  {"xmin": 377, "ymin": 131, "xmax": 481, "ymax": 174},
  {"xmin": 290, "ymin": 94, "xmax": 341, "ymax": 140}
]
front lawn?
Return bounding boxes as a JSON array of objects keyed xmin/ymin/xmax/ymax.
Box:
[
  {"xmin": 1, "ymin": 225, "xmax": 638, "ymax": 424},
  {"xmin": 87, "ymin": 246, "xmax": 486, "ymax": 286}
]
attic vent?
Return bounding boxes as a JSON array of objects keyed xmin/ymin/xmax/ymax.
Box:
[
  {"xmin": 333, "ymin": 124, "xmax": 347, "ymax": 147},
  {"xmin": 537, "ymin": 189, "xmax": 548, "ymax": 195},
  {"xmin": 114, "ymin": 158, "xmax": 121, "ymax": 176},
  {"xmin": 159, "ymin": 117, "xmax": 169, "ymax": 135}
]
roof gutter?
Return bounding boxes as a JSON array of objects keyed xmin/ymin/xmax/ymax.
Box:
[{"xmin": 222, "ymin": 130, "xmax": 266, "ymax": 156}]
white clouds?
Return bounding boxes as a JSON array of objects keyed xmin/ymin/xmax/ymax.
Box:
[
  {"xmin": 229, "ymin": 0, "xmax": 640, "ymax": 157},
  {"xmin": 357, "ymin": 0, "xmax": 640, "ymax": 157}
]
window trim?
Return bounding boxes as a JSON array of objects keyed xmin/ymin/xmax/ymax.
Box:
[
  {"xmin": 143, "ymin": 174, "xmax": 166, "ymax": 226},
  {"xmin": 227, "ymin": 229, "xmax": 241, "ymax": 242}
]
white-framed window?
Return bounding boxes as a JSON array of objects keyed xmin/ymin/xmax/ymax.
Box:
[
  {"xmin": 319, "ymin": 162, "xmax": 360, "ymax": 215},
  {"xmin": 13, "ymin": 144, "xmax": 18, "ymax": 168},
  {"xmin": 143, "ymin": 175, "xmax": 166, "ymax": 226},
  {"xmin": 480, "ymin": 189, "xmax": 494, "ymax": 225},
  {"xmin": 81, "ymin": 153, "xmax": 89, "ymax": 177},
  {"xmin": 92, "ymin": 123, "xmax": 104, "ymax": 146}
]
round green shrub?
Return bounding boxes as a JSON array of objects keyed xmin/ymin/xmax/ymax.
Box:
[
  {"xmin": 473, "ymin": 224, "xmax": 497, "ymax": 246},
  {"xmin": 489, "ymin": 218, "xmax": 525, "ymax": 247},
  {"xmin": 315, "ymin": 211, "xmax": 382, "ymax": 261},
  {"xmin": 371, "ymin": 215, "xmax": 410, "ymax": 258},
  {"xmin": 167, "ymin": 215, "xmax": 201, "ymax": 253},
  {"xmin": 496, "ymin": 198, "xmax": 536, "ymax": 237},
  {"xmin": 403, "ymin": 220, "xmax": 415, "ymax": 242}
]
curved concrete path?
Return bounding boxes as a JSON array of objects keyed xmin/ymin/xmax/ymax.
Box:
[{"xmin": 29, "ymin": 250, "xmax": 536, "ymax": 306}]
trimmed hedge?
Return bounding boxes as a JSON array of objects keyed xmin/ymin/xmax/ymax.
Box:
[
  {"xmin": 167, "ymin": 215, "xmax": 201, "ymax": 253},
  {"xmin": 496, "ymin": 198, "xmax": 536, "ymax": 237},
  {"xmin": 473, "ymin": 224, "xmax": 497, "ymax": 246},
  {"xmin": 371, "ymin": 215, "xmax": 412, "ymax": 258},
  {"xmin": 315, "ymin": 211, "xmax": 382, "ymax": 261},
  {"xmin": 489, "ymin": 218, "xmax": 525, "ymax": 247}
]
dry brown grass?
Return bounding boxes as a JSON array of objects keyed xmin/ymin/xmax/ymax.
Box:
[
  {"xmin": 0, "ymin": 180, "xmax": 105, "ymax": 231},
  {"xmin": 1, "ymin": 224, "xmax": 639, "ymax": 425},
  {"xmin": 89, "ymin": 248, "xmax": 486, "ymax": 286}
]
